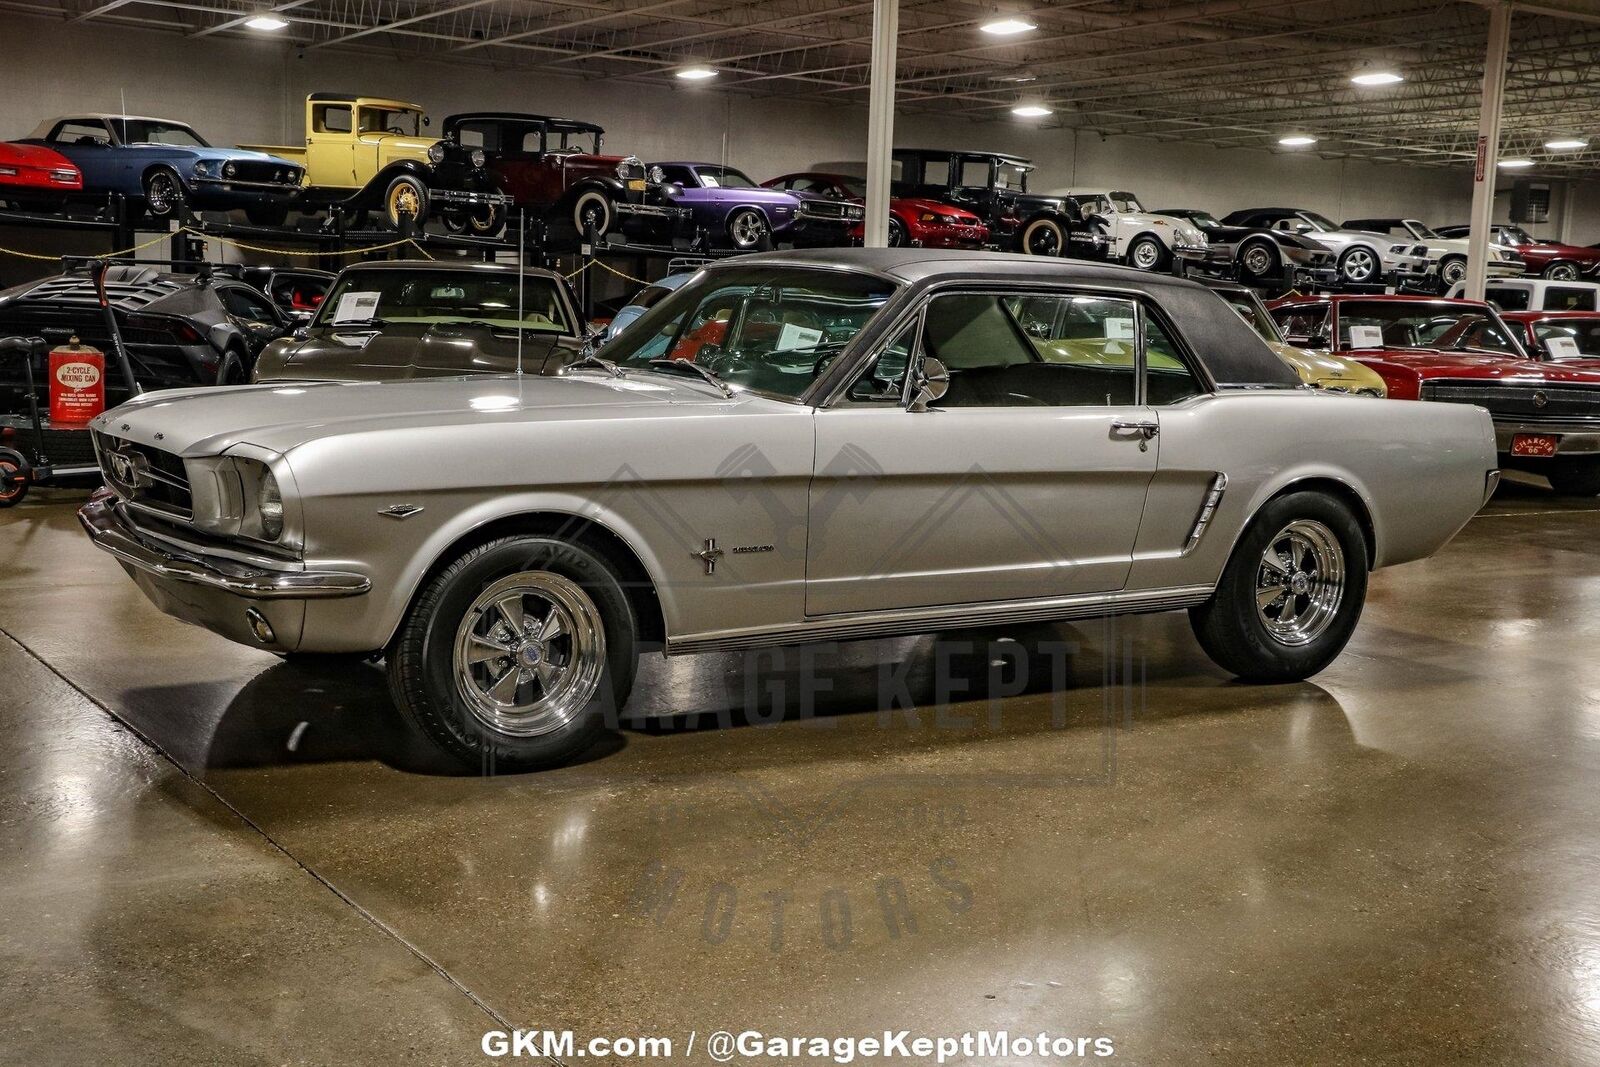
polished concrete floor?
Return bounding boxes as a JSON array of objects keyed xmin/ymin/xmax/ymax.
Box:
[{"xmin": 4, "ymin": 477, "xmax": 1600, "ymax": 1065}]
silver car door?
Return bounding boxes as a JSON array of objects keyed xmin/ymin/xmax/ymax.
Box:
[{"xmin": 806, "ymin": 287, "xmax": 1160, "ymax": 617}]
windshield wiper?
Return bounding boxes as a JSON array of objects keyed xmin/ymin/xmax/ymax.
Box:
[
  {"xmin": 563, "ymin": 352, "xmax": 625, "ymax": 378},
  {"xmin": 647, "ymin": 358, "xmax": 735, "ymax": 397}
]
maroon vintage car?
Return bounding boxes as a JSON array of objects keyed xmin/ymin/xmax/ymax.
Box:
[
  {"xmin": 1269, "ymin": 293, "xmax": 1600, "ymax": 495},
  {"xmin": 1434, "ymin": 223, "xmax": 1600, "ymax": 280},
  {"xmin": 443, "ymin": 113, "xmax": 689, "ymax": 244},
  {"xmin": 1500, "ymin": 310, "xmax": 1600, "ymax": 363}
]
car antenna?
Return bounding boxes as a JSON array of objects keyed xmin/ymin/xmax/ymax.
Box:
[{"xmin": 516, "ymin": 209, "xmax": 525, "ymax": 377}]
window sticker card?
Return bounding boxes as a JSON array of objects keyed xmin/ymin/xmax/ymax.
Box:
[
  {"xmin": 1547, "ymin": 336, "xmax": 1582, "ymax": 360},
  {"xmin": 333, "ymin": 291, "xmax": 381, "ymax": 323},
  {"xmin": 1347, "ymin": 325, "xmax": 1384, "ymax": 349},
  {"xmin": 1104, "ymin": 317, "xmax": 1136, "ymax": 340},
  {"xmin": 777, "ymin": 323, "xmax": 824, "ymax": 352}
]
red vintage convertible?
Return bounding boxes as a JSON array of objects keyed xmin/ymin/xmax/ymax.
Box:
[
  {"xmin": 0, "ymin": 141, "xmax": 81, "ymax": 208},
  {"xmin": 762, "ymin": 171, "xmax": 989, "ymax": 249},
  {"xmin": 1269, "ymin": 293, "xmax": 1600, "ymax": 495}
]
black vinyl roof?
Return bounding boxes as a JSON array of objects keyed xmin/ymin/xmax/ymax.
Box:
[{"xmin": 444, "ymin": 112, "xmax": 603, "ymax": 134}]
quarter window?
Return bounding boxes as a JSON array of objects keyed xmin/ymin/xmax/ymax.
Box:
[
  {"xmin": 1143, "ymin": 313, "xmax": 1205, "ymax": 405},
  {"xmin": 1482, "ymin": 286, "xmax": 1529, "ymax": 311},
  {"xmin": 1546, "ymin": 287, "xmax": 1597, "ymax": 312},
  {"xmin": 53, "ymin": 121, "xmax": 109, "ymax": 145}
]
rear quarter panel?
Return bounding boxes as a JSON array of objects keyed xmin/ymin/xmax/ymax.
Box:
[{"xmin": 1128, "ymin": 390, "xmax": 1495, "ymax": 593}]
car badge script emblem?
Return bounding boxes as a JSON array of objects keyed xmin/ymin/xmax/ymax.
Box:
[{"xmin": 378, "ymin": 504, "xmax": 425, "ymax": 520}]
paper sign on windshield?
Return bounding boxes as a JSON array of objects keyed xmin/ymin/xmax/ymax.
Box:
[
  {"xmin": 1547, "ymin": 336, "xmax": 1583, "ymax": 360},
  {"xmin": 1347, "ymin": 325, "xmax": 1384, "ymax": 349},
  {"xmin": 333, "ymin": 292, "xmax": 381, "ymax": 323},
  {"xmin": 777, "ymin": 323, "xmax": 824, "ymax": 352}
]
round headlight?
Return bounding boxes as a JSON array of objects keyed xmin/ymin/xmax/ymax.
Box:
[
  {"xmin": 257, "ymin": 469, "xmax": 283, "ymax": 541},
  {"xmin": 470, "ymin": 148, "xmax": 486, "ymax": 169},
  {"xmin": 427, "ymin": 142, "xmax": 447, "ymax": 164},
  {"xmin": 223, "ymin": 161, "xmax": 237, "ymax": 178}
]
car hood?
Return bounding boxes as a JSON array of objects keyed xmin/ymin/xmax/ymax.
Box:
[
  {"xmin": 1270, "ymin": 342, "xmax": 1387, "ymax": 389},
  {"xmin": 90, "ymin": 371, "xmax": 747, "ymax": 458},
  {"xmin": 892, "ymin": 197, "xmax": 982, "ymax": 222},
  {"xmin": 1350, "ymin": 348, "xmax": 1600, "ymax": 380},
  {"xmin": 144, "ymin": 145, "xmax": 300, "ymax": 167},
  {"xmin": 268, "ymin": 324, "xmax": 579, "ymax": 380}
]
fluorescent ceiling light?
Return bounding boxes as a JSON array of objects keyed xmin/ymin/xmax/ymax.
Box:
[
  {"xmin": 244, "ymin": 14, "xmax": 288, "ymax": 30},
  {"xmin": 1545, "ymin": 138, "xmax": 1588, "ymax": 150},
  {"xmin": 676, "ymin": 67, "xmax": 718, "ymax": 80},
  {"xmin": 981, "ymin": 17, "xmax": 1037, "ymax": 35},
  {"xmin": 1012, "ymin": 105, "xmax": 1053, "ymax": 118},
  {"xmin": 1278, "ymin": 135, "xmax": 1318, "ymax": 146},
  {"xmin": 1351, "ymin": 71, "xmax": 1404, "ymax": 86},
  {"xmin": 1498, "ymin": 158, "xmax": 1534, "ymax": 169}
]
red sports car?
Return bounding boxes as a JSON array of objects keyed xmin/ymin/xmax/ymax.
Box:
[
  {"xmin": 763, "ymin": 171, "xmax": 989, "ymax": 249},
  {"xmin": 1434, "ymin": 223, "xmax": 1600, "ymax": 281},
  {"xmin": 1268, "ymin": 293, "xmax": 1600, "ymax": 495},
  {"xmin": 0, "ymin": 141, "xmax": 81, "ymax": 208}
]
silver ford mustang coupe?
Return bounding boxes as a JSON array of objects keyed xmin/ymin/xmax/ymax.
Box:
[{"xmin": 80, "ymin": 249, "xmax": 1498, "ymax": 770}]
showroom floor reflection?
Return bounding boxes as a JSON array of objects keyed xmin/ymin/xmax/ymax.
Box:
[{"xmin": 5, "ymin": 478, "xmax": 1600, "ymax": 1065}]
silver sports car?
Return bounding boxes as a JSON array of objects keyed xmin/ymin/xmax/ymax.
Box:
[{"xmin": 80, "ymin": 249, "xmax": 1498, "ymax": 770}]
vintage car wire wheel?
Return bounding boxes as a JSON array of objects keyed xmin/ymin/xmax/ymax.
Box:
[
  {"xmin": 1254, "ymin": 519, "xmax": 1346, "ymax": 648},
  {"xmin": 1129, "ymin": 236, "xmax": 1165, "ymax": 270},
  {"xmin": 452, "ymin": 571, "xmax": 607, "ymax": 738},
  {"xmin": 1021, "ymin": 217, "xmax": 1065, "ymax": 256},
  {"xmin": 1240, "ymin": 242, "xmax": 1278, "ymax": 278},
  {"xmin": 143, "ymin": 169, "xmax": 184, "ymax": 218},
  {"xmin": 1338, "ymin": 247, "xmax": 1379, "ymax": 283},
  {"xmin": 573, "ymin": 191, "xmax": 613, "ymax": 237},
  {"xmin": 728, "ymin": 208, "xmax": 770, "ymax": 249},
  {"xmin": 1543, "ymin": 261, "xmax": 1581, "ymax": 281},
  {"xmin": 385, "ymin": 176, "xmax": 428, "ymax": 228}
]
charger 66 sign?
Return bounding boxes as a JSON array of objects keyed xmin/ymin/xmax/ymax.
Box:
[{"xmin": 49, "ymin": 339, "xmax": 105, "ymax": 427}]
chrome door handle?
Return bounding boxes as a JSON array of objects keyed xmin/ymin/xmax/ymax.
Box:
[{"xmin": 1111, "ymin": 419, "xmax": 1159, "ymax": 440}]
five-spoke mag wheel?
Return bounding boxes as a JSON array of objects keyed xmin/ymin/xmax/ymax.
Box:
[{"xmin": 1254, "ymin": 520, "xmax": 1346, "ymax": 647}]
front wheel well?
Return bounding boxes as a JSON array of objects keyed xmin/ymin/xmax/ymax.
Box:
[
  {"xmin": 1261, "ymin": 478, "xmax": 1376, "ymax": 569},
  {"xmin": 408, "ymin": 512, "xmax": 665, "ymax": 650}
]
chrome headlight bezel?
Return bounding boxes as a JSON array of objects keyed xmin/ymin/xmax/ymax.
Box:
[
  {"xmin": 427, "ymin": 141, "xmax": 447, "ymax": 164},
  {"xmin": 469, "ymin": 148, "xmax": 487, "ymax": 169},
  {"xmin": 186, "ymin": 449, "xmax": 301, "ymax": 551},
  {"xmin": 192, "ymin": 159, "xmax": 220, "ymax": 178}
]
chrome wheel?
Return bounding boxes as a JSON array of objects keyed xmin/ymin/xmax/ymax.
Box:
[
  {"xmin": 729, "ymin": 209, "xmax": 769, "ymax": 248},
  {"xmin": 1254, "ymin": 519, "xmax": 1345, "ymax": 647},
  {"xmin": 1130, "ymin": 238, "xmax": 1162, "ymax": 270},
  {"xmin": 453, "ymin": 571, "xmax": 606, "ymax": 737},
  {"xmin": 1340, "ymin": 248, "xmax": 1377, "ymax": 282},
  {"xmin": 1545, "ymin": 262, "xmax": 1580, "ymax": 281},
  {"xmin": 1241, "ymin": 243, "xmax": 1275, "ymax": 277},
  {"xmin": 145, "ymin": 171, "xmax": 180, "ymax": 217},
  {"xmin": 1440, "ymin": 258, "xmax": 1467, "ymax": 285}
]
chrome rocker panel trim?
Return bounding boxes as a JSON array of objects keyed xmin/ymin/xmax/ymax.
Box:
[
  {"xmin": 666, "ymin": 584, "xmax": 1216, "ymax": 655},
  {"xmin": 79, "ymin": 491, "xmax": 370, "ymax": 600}
]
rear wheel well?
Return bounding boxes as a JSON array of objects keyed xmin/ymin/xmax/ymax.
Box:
[
  {"xmin": 408, "ymin": 512, "xmax": 665, "ymax": 651},
  {"xmin": 1264, "ymin": 478, "xmax": 1376, "ymax": 569}
]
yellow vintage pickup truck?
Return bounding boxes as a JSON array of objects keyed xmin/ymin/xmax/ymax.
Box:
[{"xmin": 243, "ymin": 93, "xmax": 509, "ymax": 233}]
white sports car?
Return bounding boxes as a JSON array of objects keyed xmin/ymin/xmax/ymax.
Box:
[{"xmin": 1067, "ymin": 190, "xmax": 1225, "ymax": 273}]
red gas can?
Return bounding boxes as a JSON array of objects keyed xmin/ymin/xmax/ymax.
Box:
[{"xmin": 49, "ymin": 338, "xmax": 106, "ymax": 427}]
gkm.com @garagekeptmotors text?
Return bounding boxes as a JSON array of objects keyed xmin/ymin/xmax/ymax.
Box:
[{"xmin": 480, "ymin": 1027, "xmax": 1117, "ymax": 1062}]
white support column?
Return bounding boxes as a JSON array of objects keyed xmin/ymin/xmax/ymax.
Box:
[
  {"xmin": 1465, "ymin": 0, "xmax": 1512, "ymax": 300},
  {"xmin": 863, "ymin": 0, "xmax": 898, "ymax": 248}
]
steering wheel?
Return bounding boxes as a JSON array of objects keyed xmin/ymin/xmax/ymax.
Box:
[{"xmin": 387, "ymin": 125, "xmax": 407, "ymax": 135}]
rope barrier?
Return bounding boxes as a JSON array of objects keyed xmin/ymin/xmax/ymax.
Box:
[
  {"xmin": 0, "ymin": 228, "xmax": 174, "ymax": 262},
  {"xmin": 0, "ymin": 225, "xmax": 438, "ymax": 263},
  {"xmin": 563, "ymin": 258, "xmax": 653, "ymax": 286}
]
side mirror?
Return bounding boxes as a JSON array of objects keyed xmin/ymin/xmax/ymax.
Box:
[
  {"xmin": 909, "ymin": 356, "xmax": 949, "ymax": 412},
  {"xmin": 293, "ymin": 326, "xmax": 310, "ymax": 340}
]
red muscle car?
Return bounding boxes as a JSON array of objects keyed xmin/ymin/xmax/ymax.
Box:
[
  {"xmin": 0, "ymin": 141, "xmax": 82, "ymax": 208},
  {"xmin": 1500, "ymin": 310, "xmax": 1600, "ymax": 363},
  {"xmin": 1269, "ymin": 293, "xmax": 1600, "ymax": 495},
  {"xmin": 1434, "ymin": 223, "xmax": 1600, "ymax": 280},
  {"xmin": 762, "ymin": 171, "xmax": 989, "ymax": 249}
]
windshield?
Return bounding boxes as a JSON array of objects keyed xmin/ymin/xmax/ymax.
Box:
[
  {"xmin": 549, "ymin": 126, "xmax": 601, "ymax": 153},
  {"xmin": 1215, "ymin": 290, "xmax": 1281, "ymax": 343},
  {"xmin": 1178, "ymin": 210, "xmax": 1219, "ymax": 229},
  {"xmin": 359, "ymin": 107, "xmax": 423, "ymax": 137},
  {"xmin": 1111, "ymin": 192, "xmax": 1144, "ymax": 213},
  {"xmin": 597, "ymin": 267, "xmax": 899, "ymax": 400},
  {"xmin": 1500, "ymin": 225, "xmax": 1536, "ymax": 245},
  {"xmin": 838, "ymin": 177, "xmax": 868, "ymax": 198},
  {"xmin": 1533, "ymin": 318, "xmax": 1600, "ymax": 358},
  {"xmin": 1405, "ymin": 220, "xmax": 1439, "ymax": 239},
  {"xmin": 1297, "ymin": 211, "xmax": 1339, "ymax": 233},
  {"xmin": 694, "ymin": 166, "xmax": 757, "ymax": 189},
  {"xmin": 1336, "ymin": 300, "xmax": 1524, "ymax": 357},
  {"xmin": 994, "ymin": 162, "xmax": 1030, "ymax": 191},
  {"xmin": 117, "ymin": 120, "xmax": 208, "ymax": 147},
  {"xmin": 314, "ymin": 269, "xmax": 573, "ymax": 333}
]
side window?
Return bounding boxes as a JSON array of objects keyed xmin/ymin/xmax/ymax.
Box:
[
  {"xmin": 923, "ymin": 159, "xmax": 951, "ymax": 187},
  {"xmin": 959, "ymin": 160, "xmax": 990, "ymax": 187},
  {"xmin": 1546, "ymin": 287, "xmax": 1597, "ymax": 312},
  {"xmin": 518, "ymin": 130, "xmax": 543, "ymax": 154},
  {"xmin": 220, "ymin": 286, "xmax": 281, "ymax": 325},
  {"xmin": 1483, "ymin": 286, "xmax": 1529, "ymax": 311},
  {"xmin": 1143, "ymin": 312, "xmax": 1205, "ymax": 405},
  {"xmin": 845, "ymin": 318, "xmax": 916, "ymax": 403},
  {"xmin": 54, "ymin": 120, "xmax": 109, "ymax": 145},
  {"xmin": 313, "ymin": 105, "xmax": 352, "ymax": 134},
  {"xmin": 921, "ymin": 291, "xmax": 1136, "ymax": 407},
  {"xmin": 1272, "ymin": 306, "xmax": 1328, "ymax": 344}
]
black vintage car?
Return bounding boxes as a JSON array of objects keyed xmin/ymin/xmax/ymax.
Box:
[
  {"xmin": 890, "ymin": 148, "xmax": 1109, "ymax": 260},
  {"xmin": 1156, "ymin": 207, "xmax": 1339, "ymax": 287},
  {"xmin": 251, "ymin": 260, "xmax": 584, "ymax": 383},
  {"xmin": 0, "ymin": 264, "xmax": 290, "ymax": 409}
]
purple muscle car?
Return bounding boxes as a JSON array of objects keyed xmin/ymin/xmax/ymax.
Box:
[{"xmin": 648, "ymin": 162, "xmax": 862, "ymax": 250}]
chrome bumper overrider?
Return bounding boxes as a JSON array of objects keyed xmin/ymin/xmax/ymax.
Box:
[{"xmin": 78, "ymin": 490, "xmax": 369, "ymax": 600}]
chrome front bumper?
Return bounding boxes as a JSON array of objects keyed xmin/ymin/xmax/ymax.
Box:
[{"xmin": 78, "ymin": 489, "xmax": 369, "ymax": 599}]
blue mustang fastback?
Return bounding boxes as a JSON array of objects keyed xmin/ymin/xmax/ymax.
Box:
[{"xmin": 22, "ymin": 115, "xmax": 304, "ymax": 225}]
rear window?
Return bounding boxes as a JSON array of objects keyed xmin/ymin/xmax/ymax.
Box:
[
  {"xmin": 1483, "ymin": 286, "xmax": 1529, "ymax": 312},
  {"xmin": 1545, "ymin": 287, "xmax": 1597, "ymax": 312}
]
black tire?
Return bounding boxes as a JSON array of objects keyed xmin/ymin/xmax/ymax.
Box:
[
  {"xmin": 142, "ymin": 167, "xmax": 185, "ymax": 220},
  {"xmin": 573, "ymin": 190, "xmax": 613, "ymax": 239},
  {"xmin": 245, "ymin": 204, "xmax": 289, "ymax": 227},
  {"xmin": 1020, "ymin": 216, "xmax": 1066, "ymax": 257},
  {"xmin": 1188, "ymin": 490, "xmax": 1369, "ymax": 682},
  {"xmin": 0, "ymin": 447, "xmax": 30, "ymax": 508},
  {"xmin": 383, "ymin": 175, "xmax": 429, "ymax": 229},
  {"xmin": 887, "ymin": 216, "xmax": 908, "ymax": 247},
  {"xmin": 1127, "ymin": 234, "xmax": 1169, "ymax": 272},
  {"xmin": 1543, "ymin": 261, "xmax": 1581, "ymax": 281},
  {"xmin": 1438, "ymin": 255, "xmax": 1468, "ymax": 287},
  {"xmin": 1238, "ymin": 239, "xmax": 1280, "ymax": 280},
  {"xmin": 1546, "ymin": 459, "xmax": 1600, "ymax": 496},
  {"xmin": 215, "ymin": 350, "xmax": 247, "ymax": 386},
  {"xmin": 386, "ymin": 535, "xmax": 637, "ymax": 772},
  {"xmin": 1337, "ymin": 246, "xmax": 1381, "ymax": 284},
  {"xmin": 726, "ymin": 207, "xmax": 770, "ymax": 250}
]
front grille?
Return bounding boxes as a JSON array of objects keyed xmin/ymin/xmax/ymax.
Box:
[
  {"xmin": 616, "ymin": 157, "xmax": 646, "ymax": 181},
  {"xmin": 225, "ymin": 160, "xmax": 296, "ymax": 185},
  {"xmin": 1420, "ymin": 379, "xmax": 1600, "ymax": 422},
  {"xmin": 798, "ymin": 199, "xmax": 860, "ymax": 221},
  {"xmin": 94, "ymin": 431, "xmax": 193, "ymax": 518}
]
